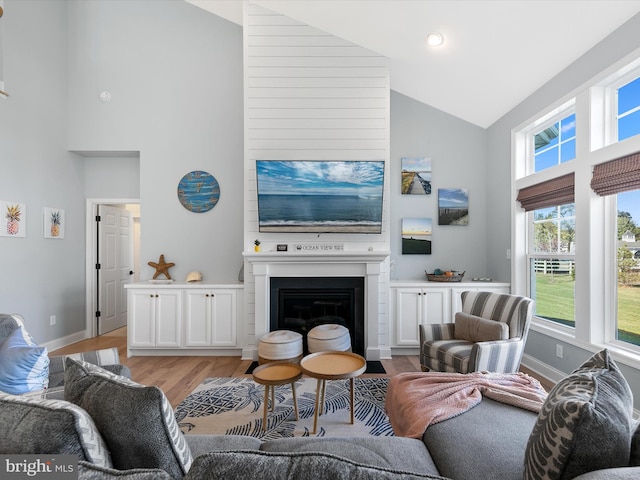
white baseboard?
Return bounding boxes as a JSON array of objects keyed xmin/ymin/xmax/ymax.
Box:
[
  {"xmin": 520, "ymin": 353, "xmax": 567, "ymax": 385},
  {"xmin": 40, "ymin": 330, "xmax": 89, "ymax": 353}
]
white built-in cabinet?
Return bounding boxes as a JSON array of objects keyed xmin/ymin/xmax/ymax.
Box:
[
  {"xmin": 128, "ymin": 289, "xmax": 182, "ymax": 349},
  {"xmin": 184, "ymin": 289, "xmax": 237, "ymax": 347},
  {"xmin": 125, "ymin": 283, "xmax": 243, "ymax": 356},
  {"xmin": 390, "ymin": 281, "xmax": 510, "ymax": 348}
]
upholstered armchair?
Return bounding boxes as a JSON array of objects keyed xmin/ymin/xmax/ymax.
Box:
[{"xmin": 419, "ymin": 291, "xmax": 534, "ymax": 374}]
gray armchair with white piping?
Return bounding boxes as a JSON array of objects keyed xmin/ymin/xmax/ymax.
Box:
[{"xmin": 419, "ymin": 291, "xmax": 534, "ymax": 374}]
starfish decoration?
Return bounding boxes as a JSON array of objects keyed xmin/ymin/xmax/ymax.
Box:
[{"xmin": 148, "ymin": 254, "xmax": 175, "ymax": 280}]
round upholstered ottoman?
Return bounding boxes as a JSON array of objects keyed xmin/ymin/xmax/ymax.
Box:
[
  {"xmin": 307, "ymin": 324, "xmax": 351, "ymax": 353},
  {"xmin": 258, "ymin": 330, "xmax": 303, "ymax": 364}
]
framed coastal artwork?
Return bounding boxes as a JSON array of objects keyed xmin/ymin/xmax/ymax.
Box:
[
  {"xmin": 44, "ymin": 207, "xmax": 65, "ymax": 239},
  {"xmin": 401, "ymin": 157, "xmax": 432, "ymax": 195},
  {"xmin": 1, "ymin": 201, "xmax": 26, "ymax": 238},
  {"xmin": 438, "ymin": 188, "xmax": 469, "ymax": 225},
  {"xmin": 402, "ymin": 217, "xmax": 432, "ymax": 254}
]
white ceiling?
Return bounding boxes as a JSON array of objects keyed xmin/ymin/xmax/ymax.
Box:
[{"xmin": 187, "ymin": 0, "xmax": 640, "ymax": 128}]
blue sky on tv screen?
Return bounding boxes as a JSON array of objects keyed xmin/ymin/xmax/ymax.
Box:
[{"xmin": 256, "ymin": 161, "xmax": 385, "ymax": 196}]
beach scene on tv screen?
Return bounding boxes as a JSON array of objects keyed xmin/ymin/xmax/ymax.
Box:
[{"xmin": 256, "ymin": 160, "xmax": 385, "ymax": 233}]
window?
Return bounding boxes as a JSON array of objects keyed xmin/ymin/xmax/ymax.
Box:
[
  {"xmin": 616, "ymin": 189, "xmax": 640, "ymax": 346},
  {"xmin": 529, "ymin": 204, "xmax": 575, "ymax": 328},
  {"xmin": 617, "ymin": 76, "xmax": 640, "ymax": 142},
  {"xmin": 514, "ymin": 58, "xmax": 640, "ymax": 366},
  {"xmin": 533, "ymin": 113, "xmax": 576, "ymax": 172}
]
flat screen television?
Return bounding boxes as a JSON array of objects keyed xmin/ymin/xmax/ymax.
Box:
[{"xmin": 256, "ymin": 160, "xmax": 385, "ymax": 233}]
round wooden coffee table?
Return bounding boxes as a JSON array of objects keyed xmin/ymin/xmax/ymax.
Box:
[
  {"xmin": 300, "ymin": 351, "xmax": 367, "ymax": 434},
  {"xmin": 252, "ymin": 362, "xmax": 302, "ymax": 431}
]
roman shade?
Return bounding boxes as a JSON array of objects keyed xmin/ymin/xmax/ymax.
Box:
[
  {"xmin": 516, "ymin": 173, "xmax": 575, "ymax": 211},
  {"xmin": 590, "ymin": 151, "xmax": 640, "ymax": 196}
]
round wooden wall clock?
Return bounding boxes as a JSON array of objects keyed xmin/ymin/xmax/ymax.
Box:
[{"xmin": 177, "ymin": 170, "xmax": 220, "ymax": 213}]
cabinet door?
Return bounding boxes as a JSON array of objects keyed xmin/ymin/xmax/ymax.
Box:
[
  {"xmin": 184, "ymin": 290, "xmax": 211, "ymax": 347},
  {"xmin": 155, "ymin": 290, "xmax": 182, "ymax": 347},
  {"xmin": 421, "ymin": 288, "xmax": 451, "ymax": 325},
  {"xmin": 128, "ymin": 290, "xmax": 156, "ymax": 347},
  {"xmin": 211, "ymin": 289, "xmax": 237, "ymax": 347},
  {"xmin": 394, "ymin": 288, "xmax": 423, "ymax": 346}
]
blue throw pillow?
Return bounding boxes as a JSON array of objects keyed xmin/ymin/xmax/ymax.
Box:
[{"xmin": 0, "ymin": 326, "xmax": 49, "ymax": 394}]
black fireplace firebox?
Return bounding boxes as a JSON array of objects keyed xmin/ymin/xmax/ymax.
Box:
[{"xmin": 269, "ymin": 277, "xmax": 365, "ymax": 356}]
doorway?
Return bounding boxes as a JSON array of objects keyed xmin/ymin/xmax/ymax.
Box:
[{"xmin": 85, "ymin": 199, "xmax": 140, "ymax": 338}]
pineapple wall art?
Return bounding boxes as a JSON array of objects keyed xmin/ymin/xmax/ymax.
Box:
[
  {"xmin": 1, "ymin": 201, "xmax": 26, "ymax": 238},
  {"xmin": 43, "ymin": 207, "xmax": 65, "ymax": 239}
]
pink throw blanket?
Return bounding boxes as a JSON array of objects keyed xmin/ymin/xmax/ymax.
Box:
[{"xmin": 385, "ymin": 371, "xmax": 548, "ymax": 438}]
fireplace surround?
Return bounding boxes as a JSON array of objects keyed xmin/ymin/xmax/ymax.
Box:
[{"xmin": 245, "ymin": 250, "xmax": 390, "ymax": 360}]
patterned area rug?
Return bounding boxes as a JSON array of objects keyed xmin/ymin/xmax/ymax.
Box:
[{"xmin": 175, "ymin": 377, "xmax": 394, "ymax": 439}]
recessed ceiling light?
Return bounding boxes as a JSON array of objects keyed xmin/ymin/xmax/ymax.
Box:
[{"xmin": 426, "ymin": 32, "xmax": 444, "ymax": 47}]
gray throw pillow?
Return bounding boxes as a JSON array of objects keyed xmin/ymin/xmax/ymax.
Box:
[
  {"xmin": 524, "ymin": 349, "xmax": 634, "ymax": 480},
  {"xmin": 0, "ymin": 391, "xmax": 112, "ymax": 467},
  {"xmin": 63, "ymin": 358, "xmax": 192, "ymax": 479},
  {"xmin": 78, "ymin": 461, "xmax": 174, "ymax": 479},
  {"xmin": 630, "ymin": 421, "xmax": 640, "ymax": 466},
  {"xmin": 183, "ymin": 450, "xmax": 446, "ymax": 480}
]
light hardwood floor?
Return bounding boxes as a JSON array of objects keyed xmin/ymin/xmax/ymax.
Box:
[{"xmin": 50, "ymin": 327, "xmax": 552, "ymax": 407}]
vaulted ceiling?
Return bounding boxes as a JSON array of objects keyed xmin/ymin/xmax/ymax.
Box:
[{"xmin": 187, "ymin": 0, "xmax": 640, "ymax": 128}]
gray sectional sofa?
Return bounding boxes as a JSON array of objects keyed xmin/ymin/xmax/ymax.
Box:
[{"xmin": 1, "ymin": 313, "xmax": 640, "ymax": 479}]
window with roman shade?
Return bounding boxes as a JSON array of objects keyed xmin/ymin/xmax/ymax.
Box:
[
  {"xmin": 516, "ymin": 173, "xmax": 575, "ymax": 211},
  {"xmin": 590, "ymin": 152, "xmax": 640, "ymax": 196}
]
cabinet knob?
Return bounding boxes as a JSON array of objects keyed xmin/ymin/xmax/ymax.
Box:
[
  {"xmin": 155, "ymin": 294, "xmax": 159, "ymax": 298},
  {"xmin": 205, "ymin": 294, "xmax": 210, "ymax": 297},
  {"xmin": 150, "ymin": 294, "xmax": 154, "ymax": 298}
]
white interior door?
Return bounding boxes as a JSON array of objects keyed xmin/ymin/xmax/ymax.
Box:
[{"xmin": 98, "ymin": 205, "xmax": 133, "ymax": 335}]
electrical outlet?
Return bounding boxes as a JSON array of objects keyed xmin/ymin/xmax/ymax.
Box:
[
  {"xmin": 49, "ymin": 315, "xmax": 56, "ymax": 326},
  {"xmin": 556, "ymin": 344, "xmax": 563, "ymax": 358}
]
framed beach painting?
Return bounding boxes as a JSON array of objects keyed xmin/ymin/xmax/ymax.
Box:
[
  {"xmin": 401, "ymin": 157, "xmax": 432, "ymax": 195},
  {"xmin": 402, "ymin": 217, "xmax": 432, "ymax": 254},
  {"xmin": 438, "ymin": 188, "xmax": 469, "ymax": 225},
  {"xmin": 1, "ymin": 201, "xmax": 26, "ymax": 238},
  {"xmin": 44, "ymin": 207, "xmax": 65, "ymax": 239}
]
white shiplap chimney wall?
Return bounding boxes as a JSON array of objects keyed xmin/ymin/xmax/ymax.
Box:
[{"xmin": 242, "ymin": 2, "xmax": 391, "ymax": 358}]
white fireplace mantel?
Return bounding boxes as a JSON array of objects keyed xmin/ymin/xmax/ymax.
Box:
[
  {"xmin": 243, "ymin": 250, "xmax": 390, "ymax": 360},
  {"xmin": 244, "ymin": 251, "xmax": 390, "ymax": 264}
]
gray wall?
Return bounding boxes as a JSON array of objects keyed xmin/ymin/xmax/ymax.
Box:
[
  {"xmin": 67, "ymin": 0, "xmax": 244, "ymax": 285},
  {"xmin": 84, "ymin": 156, "xmax": 140, "ymax": 199},
  {"xmin": 390, "ymin": 91, "xmax": 491, "ymax": 280},
  {"xmin": 0, "ymin": 1, "xmax": 86, "ymax": 345}
]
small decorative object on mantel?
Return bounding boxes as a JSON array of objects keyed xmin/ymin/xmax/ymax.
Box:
[
  {"xmin": 254, "ymin": 239, "xmax": 261, "ymax": 252},
  {"xmin": 294, "ymin": 243, "xmax": 345, "ymax": 252},
  {"xmin": 148, "ymin": 254, "xmax": 175, "ymax": 280},
  {"xmin": 425, "ymin": 269, "xmax": 465, "ymax": 282}
]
